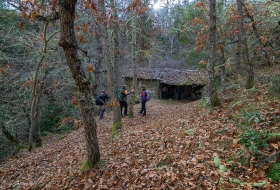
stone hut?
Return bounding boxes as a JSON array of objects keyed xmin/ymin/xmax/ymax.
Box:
[{"xmin": 122, "ymin": 68, "xmax": 207, "ymax": 100}]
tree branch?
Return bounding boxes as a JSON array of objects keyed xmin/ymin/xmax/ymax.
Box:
[
  {"xmin": 255, "ymin": 150, "xmax": 280, "ymax": 168},
  {"xmin": 34, "ymin": 12, "xmax": 59, "ymax": 23}
]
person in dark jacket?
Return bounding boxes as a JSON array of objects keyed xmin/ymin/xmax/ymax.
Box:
[
  {"xmin": 162, "ymin": 86, "xmax": 168, "ymax": 99},
  {"xmin": 139, "ymin": 85, "xmax": 147, "ymax": 116},
  {"xmin": 169, "ymin": 87, "xmax": 175, "ymax": 100},
  {"xmin": 177, "ymin": 86, "xmax": 184, "ymax": 100},
  {"xmin": 98, "ymin": 90, "xmax": 109, "ymax": 119},
  {"xmin": 119, "ymin": 85, "xmax": 134, "ymax": 117}
]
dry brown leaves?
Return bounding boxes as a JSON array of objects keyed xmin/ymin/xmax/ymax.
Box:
[{"xmin": 0, "ymin": 93, "xmax": 279, "ymax": 189}]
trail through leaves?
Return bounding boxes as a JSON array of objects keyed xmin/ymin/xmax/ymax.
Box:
[{"xmin": 0, "ymin": 97, "xmax": 279, "ymax": 189}]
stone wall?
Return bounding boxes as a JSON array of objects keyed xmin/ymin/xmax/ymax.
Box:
[{"xmin": 124, "ymin": 78, "xmax": 160, "ymax": 101}]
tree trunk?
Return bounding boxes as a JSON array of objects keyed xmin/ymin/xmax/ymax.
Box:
[
  {"xmin": 129, "ymin": 16, "xmax": 137, "ymax": 117},
  {"xmin": 208, "ymin": 0, "xmax": 220, "ymax": 107},
  {"xmin": 242, "ymin": 2, "xmax": 272, "ymax": 67},
  {"xmin": 220, "ymin": 45, "xmax": 226, "ymax": 92},
  {"xmin": 58, "ymin": 0, "xmax": 100, "ymax": 165},
  {"xmin": 110, "ymin": 0, "xmax": 122, "ymax": 126},
  {"xmin": 236, "ymin": 33, "xmax": 241, "ymax": 73},
  {"xmin": 98, "ymin": 0, "xmax": 122, "ymax": 128},
  {"xmin": 29, "ymin": 22, "xmax": 50, "ymax": 150},
  {"xmin": 236, "ymin": 0, "xmax": 254, "ymax": 89},
  {"xmin": 28, "ymin": 22, "xmax": 59, "ymax": 150},
  {"xmin": 92, "ymin": 24, "xmax": 105, "ymax": 96},
  {"xmin": 138, "ymin": 0, "xmax": 151, "ymax": 67},
  {"xmin": 0, "ymin": 112, "xmax": 21, "ymax": 147}
]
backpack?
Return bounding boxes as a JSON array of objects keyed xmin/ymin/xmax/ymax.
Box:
[
  {"xmin": 118, "ymin": 88, "xmax": 125, "ymax": 101},
  {"xmin": 142, "ymin": 91, "xmax": 147, "ymax": 102},
  {"xmin": 145, "ymin": 90, "xmax": 152, "ymax": 101},
  {"xmin": 95, "ymin": 95, "xmax": 104, "ymax": 105}
]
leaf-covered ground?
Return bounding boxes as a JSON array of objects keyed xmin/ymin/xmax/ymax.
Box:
[{"xmin": 0, "ymin": 86, "xmax": 279, "ymax": 189}]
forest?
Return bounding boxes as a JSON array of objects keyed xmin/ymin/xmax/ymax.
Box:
[{"xmin": 0, "ymin": 0, "xmax": 280, "ymax": 189}]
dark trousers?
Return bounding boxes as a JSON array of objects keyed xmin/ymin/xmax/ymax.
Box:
[
  {"xmin": 178, "ymin": 93, "xmax": 182, "ymax": 100},
  {"xmin": 170, "ymin": 93, "xmax": 174, "ymax": 99},
  {"xmin": 162, "ymin": 92, "xmax": 167, "ymax": 99},
  {"xmin": 120, "ymin": 101, "xmax": 128, "ymax": 116},
  {"xmin": 99, "ymin": 106, "xmax": 105, "ymax": 119},
  {"xmin": 139, "ymin": 101, "xmax": 146, "ymax": 116}
]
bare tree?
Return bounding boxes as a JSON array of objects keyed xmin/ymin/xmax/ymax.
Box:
[
  {"xmin": 0, "ymin": 111, "xmax": 21, "ymax": 147},
  {"xmin": 241, "ymin": 2, "xmax": 271, "ymax": 67},
  {"xmin": 208, "ymin": 0, "xmax": 220, "ymax": 107},
  {"xmin": 236, "ymin": 0, "xmax": 254, "ymax": 89},
  {"xmin": 98, "ymin": 0, "xmax": 122, "ymax": 130},
  {"xmin": 128, "ymin": 15, "xmax": 137, "ymax": 117},
  {"xmin": 110, "ymin": 0, "xmax": 122, "ymax": 127},
  {"xmin": 29, "ymin": 21, "xmax": 59, "ymax": 150},
  {"xmin": 58, "ymin": 0, "xmax": 100, "ymax": 165}
]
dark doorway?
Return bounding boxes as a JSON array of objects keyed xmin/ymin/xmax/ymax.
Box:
[{"xmin": 160, "ymin": 83, "xmax": 204, "ymax": 100}]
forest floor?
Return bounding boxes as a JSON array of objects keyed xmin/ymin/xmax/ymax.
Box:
[{"xmin": 1, "ymin": 75, "xmax": 280, "ymax": 189}]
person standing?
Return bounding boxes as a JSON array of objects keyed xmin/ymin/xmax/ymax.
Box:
[
  {"xmin": 170, "ymin": 87, "xmax": 175, "ymax": 100},
  {"xmin": 162, "ymin": 86, "xmax": 168, "ymax": 99},
  {"xmin": 118, "ymin": 85, "xmax": 134, "ymax": 117},
  {"xmin": 139, "ymin": 85, "xmax": 147, "ymax": 116},
  {"xmin": 98, "ymin": 90, "xmax": 109, "ymax": 119},
  {"xmin": 177, "ymin": 86, "xmax": 184, "ymax": 100}
]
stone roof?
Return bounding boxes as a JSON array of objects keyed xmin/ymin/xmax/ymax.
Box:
[{"xmin": 123, "ymin": 68, "xmax": 207, "ymax": 85}]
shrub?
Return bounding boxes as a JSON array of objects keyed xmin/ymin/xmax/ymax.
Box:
[
  {"xmin": 239, "ymin": 129, "xmax": 270, "ymax": 150},
  {"xmin": 41, "ymin": 101, "xmax": 79, "ymax": 132},
  {"xmin": 200, "ymin": 96, "xmax": 211, "ymax": 108},
  {"xmin": 269, "ymin": 76, "xmax": 280, "ymax": 95},
  {"xmin": 41, "ymin": 131, "xmax": 48, "ymax": 136},
  {"xmin": 227, "ymin": 83, "xmax": 239, "ymax": 91},
  {"xmin": 241, "ymin": 110, "xmax": 262, "ymax": 126},
  {"xmin": 267, "ymin": 163, "xmax": 280, "ymax": 182}
]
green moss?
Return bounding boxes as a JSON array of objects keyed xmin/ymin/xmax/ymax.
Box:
[
  {"xmin": 229, "ymin": 178, "xmax": 248, "ymax": 185},
  {"xmin": 219, "ymin": 164, "xmax": 227, "ymax": 174},
  {"xmin": 253, "ymin": 181, "xmax": 267, "ymax": 187},
  {"xmin": 81, "ymin": 159, "xmax": 95, "ymax": 172},
  {"xmin": 41, "ymin": 131, "xmax": 48, "ymax": 136},
  {"xmin": 61, "ymin": 135, "xmax": 67, "ymax": 139},
  {"xmin": 229, "ymin": 178, "xmax": 242, "ymax": 185},
  {"xmin": 111, "ymin": 121, "xmax": 122, "ymax": 137},
  {"xmin": 247, "ymin": 78, "xmax": 254, "ymax": 89},
  {"xmin": 200, "ymin": 96, "xmax": 210, "ymax": 108},
  {"xmin": 113, "ymin": 121, "xmax": 122, "ymax": 130},
  {"xmin": 214, "ymin": 157, "xmax": 221, "ymax": 167},
  {"xmin": 111, "ymin": 128, "xmax": 117, "ymax": 137},
  {"xmin": 27, "ymin": 145, "xmax": 32, "ymax": 152},
  {"xmin": 34, "ymin": 142, "xmax": 42, "ymax": 148},
  {"xmin": 128, "ymin": 113, "xmax": 134, "ymax": 118},
  {"xmin": 17, "ymin": 146, "xmax": 25, "ymax": 153},
  {"xmin": 156, "ymin": 154, "xmax": 173, "ymax": 167},
  {"xmin": 185, "ymin": 129, "xmax": 195, "ymax": 135},
  {"xmin": 200, "ymin": 93, "xmax": 220, "ymax": 108},
  {"xmin": 213, "ymin": 93, "xmax": 221, "ymax": 107}
]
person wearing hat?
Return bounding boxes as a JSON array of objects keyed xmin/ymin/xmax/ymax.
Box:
[
  {"xmin": 98, "ymin": 90, "xmax": 109, "ymax": 119},
  {"xmin": 118, "ymin": 85, "xmax": 134, "ymax": 117},
  {"xmin": 139, "ymin": 85, "xmax": 147, "ymax": 116}
]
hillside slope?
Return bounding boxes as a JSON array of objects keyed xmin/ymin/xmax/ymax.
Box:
[{"xmin": 0, "ymin": 88, "xmax": 279, "ymax": 189}]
